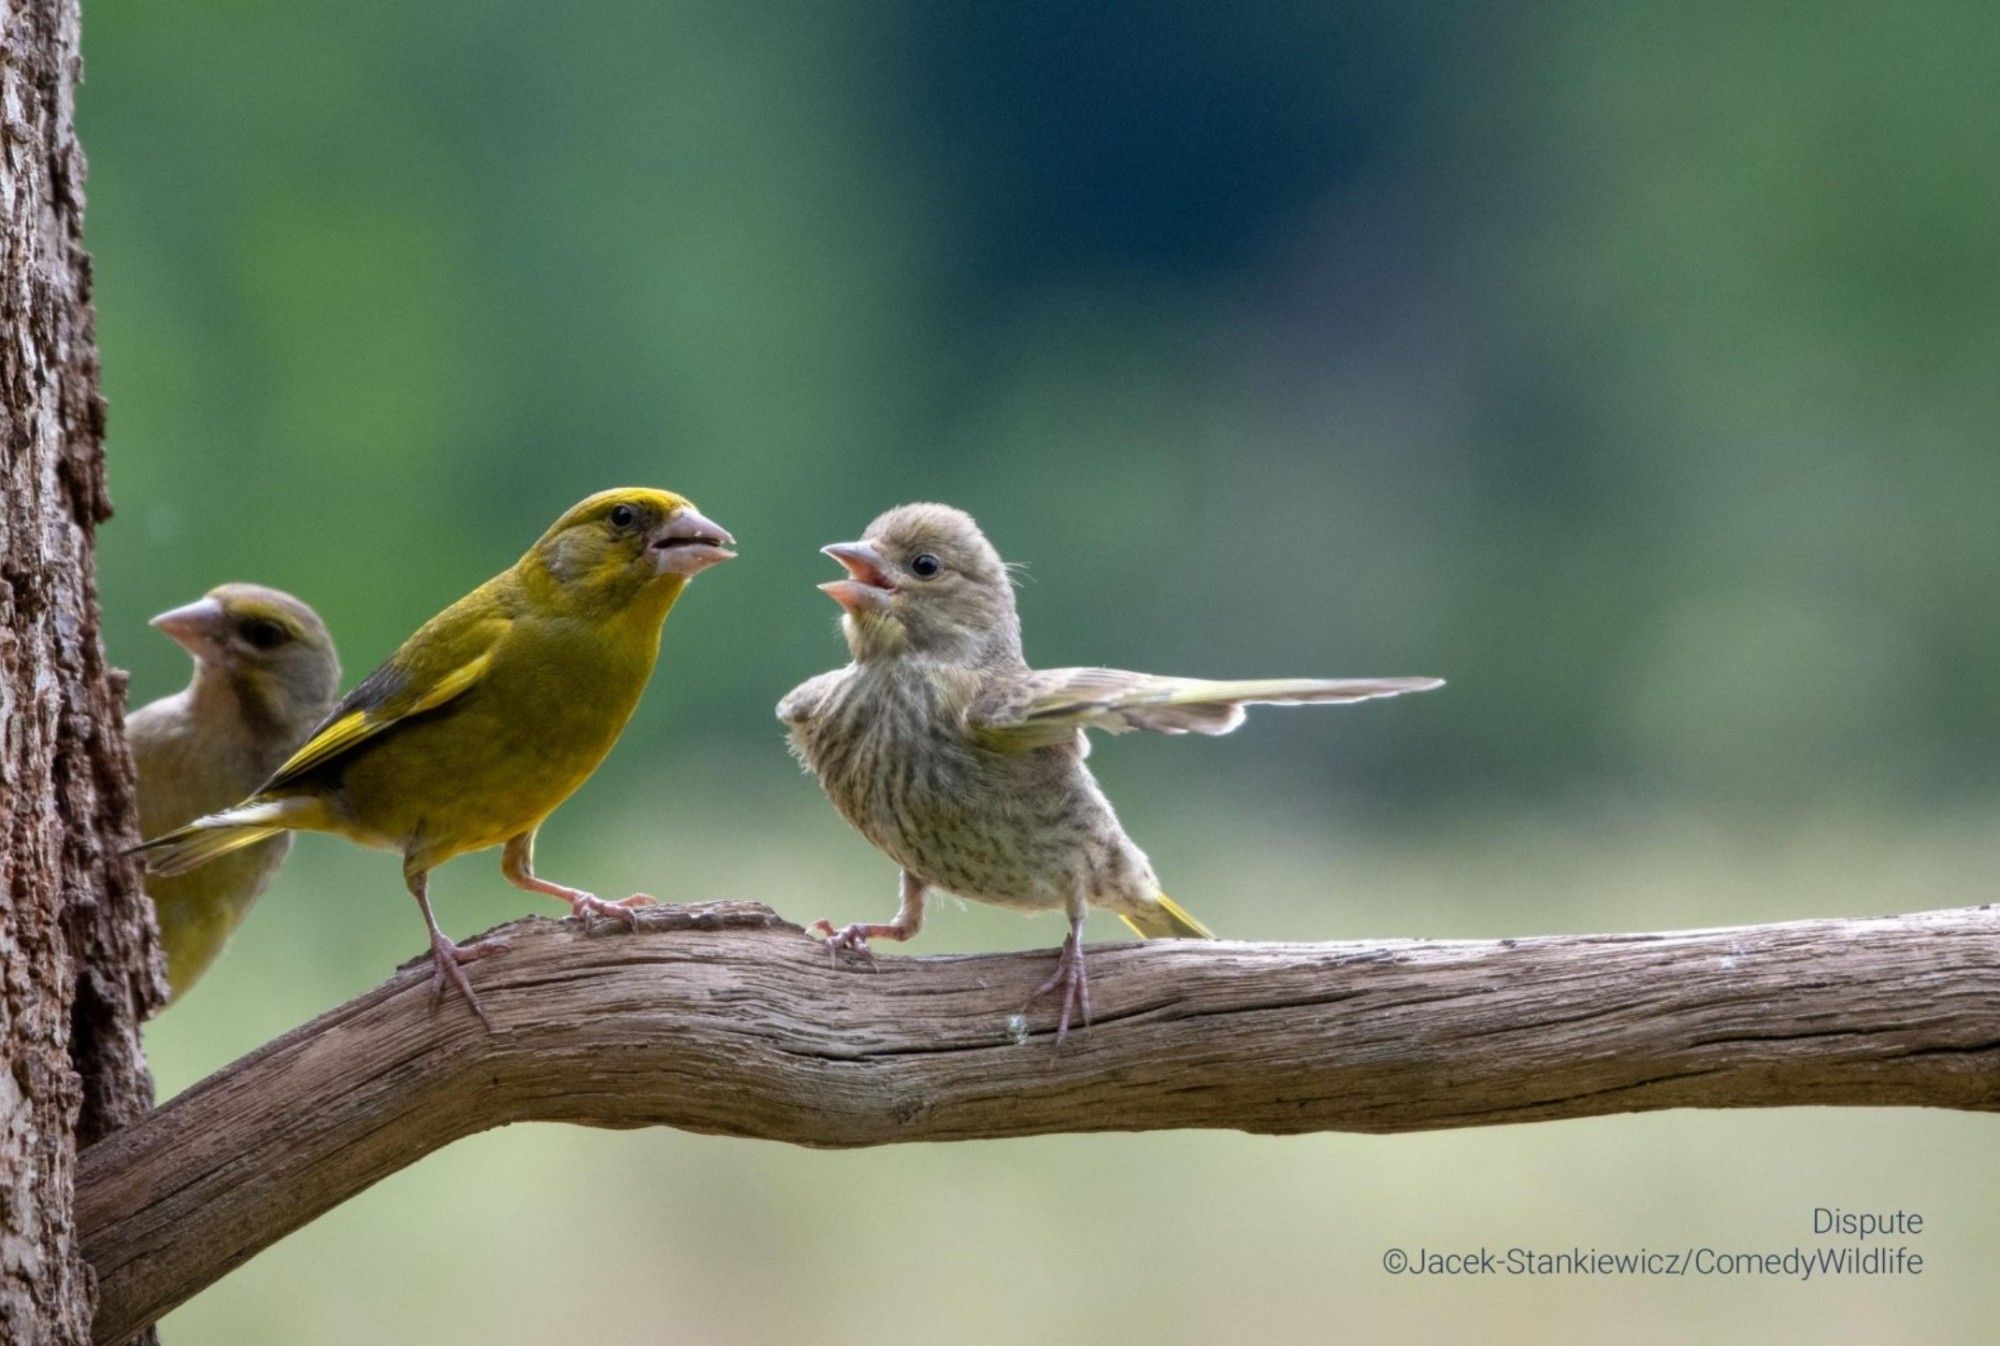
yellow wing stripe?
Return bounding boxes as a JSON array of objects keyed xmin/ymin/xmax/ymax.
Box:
[
  {"xmin": 270, "ymin": 708, "xmax": 373, "ymax": 781},
  {"xmin": 270, "ymin": 647, "xmax": 495, "ymax": 783}
]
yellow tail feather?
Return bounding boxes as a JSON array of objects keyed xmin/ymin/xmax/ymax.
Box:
[
  {"xmin": 131, "ymin": 820, "xmax": 281, "ymax": 877},
  {"xmin": 1119, "ymin": 892, "xmax": 1215, "ymax": 940}
]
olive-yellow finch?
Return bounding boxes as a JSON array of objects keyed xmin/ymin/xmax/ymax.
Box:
[
  {"xmin": 129, "ymin": 585, "xmax": 341, "ymax": 1003},
  {"xmin": 780, "ymin": 503, "xmax": 1440, "ymax": 1039},
  {"xmin": 136, "ymin": 488, "xmax": 735, "ymax": 1026}
]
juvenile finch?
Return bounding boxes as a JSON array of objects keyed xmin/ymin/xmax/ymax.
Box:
[
  {"xmin": 135, "ymin": 488, "xmax": 735, "ymax": 1026},
  {"xmin": 129, "ymin": 585, "xmax": 341, "ymax": 1003},
  {"xmin": 780, "ymin": 503, "xmax": 1441, "ymax": 1039}
]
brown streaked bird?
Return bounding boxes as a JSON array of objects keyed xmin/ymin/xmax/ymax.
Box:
[
  {"xmin": 129, "ymin": 585, "xmax": 342, "ymax": 1003},
  {"xmin": 779, "ymin": 502, "xmax": 1442, "ymax": 1039}
]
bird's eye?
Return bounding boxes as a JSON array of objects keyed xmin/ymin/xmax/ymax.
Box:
[
  {"xmin": 609, "ymin": 504, "xmax": 638, "ymax": 529},
  {"xmin": 242, "ymin": 619, "xmax": 288, "ymax": 650},
  {"xmin": 910, "ymin": 553, "xmax": 942, "ymax": 579}
]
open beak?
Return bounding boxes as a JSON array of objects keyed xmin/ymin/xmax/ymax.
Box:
[
  {"xmin": 819, "ymin": 541, "xmax": 894, "ymax": 614},
  {"xmin": 649, "ymin": 506, "xmax": 736, "ymax": 577},
  {"xmin": 150, "ymin": 596, "xmax": 227, "ymax": 662}
]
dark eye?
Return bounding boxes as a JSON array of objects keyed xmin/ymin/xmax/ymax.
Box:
[
  {"xmin": 242, "ymin": 619, "xmax": 288, "ymax": 650},
  {"xmin": 609, "ymin": 504, "xmax": 638, "ymax": 529},
  {"xmin": 909, "ymin": 553, "xmax": 942, "ymax": 579}
]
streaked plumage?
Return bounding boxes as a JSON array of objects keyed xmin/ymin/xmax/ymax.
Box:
[
  {"xmin": 134, "ymin": 488, "xmax": 735, "ymax": 1026},
  {"xmin": 780, "ymin": 502, "xmax": 1442, "ymax": 1038},
  {"xmin": 129, "ymin": 585, "xmax": 340, "ymax": 1003}
]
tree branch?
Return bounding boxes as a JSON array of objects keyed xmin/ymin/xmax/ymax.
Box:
[{"xmin": 80, "ymin": 901, "xmax": 2000, "ymax": 1344}]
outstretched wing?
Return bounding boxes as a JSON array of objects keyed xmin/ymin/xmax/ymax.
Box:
[
  {"xmin": 968, "ymin": 669, "xmax": 1443, "ymax": 753},
  {"xmin": 258, "ymin": 603, "xmax": 510, "ymax": 792}
]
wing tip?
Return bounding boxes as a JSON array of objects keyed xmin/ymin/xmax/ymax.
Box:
[{"xmin": 1339, "ymin": 675, "xmax": 1444, "ymax": 697}]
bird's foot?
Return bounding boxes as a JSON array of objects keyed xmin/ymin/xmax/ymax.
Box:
[
  {"xmin": 427, "ymin": 931, "xmax": 510, "ymax": 1030},
  {"xmin": 1026, "ymin": 933, "xmax": 1091, "ymax": 1043},
  {"xmin": 809, "ymin": 919, "xmax": 879, "ymax": 970},
  {"xmin": 567, "ymin": 891, "xmax": 655, "ymax": 931}
]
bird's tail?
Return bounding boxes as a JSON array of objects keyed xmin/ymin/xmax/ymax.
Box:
[
  {"xmin": 129, "ymin": 799, "xmax": 299, "ymax": 877},
  {"xmin": 1119, "ymin": 892, "xmax": 1215, "ymax": 940}
]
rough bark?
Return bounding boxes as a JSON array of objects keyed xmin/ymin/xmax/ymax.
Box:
[
  {"xmin": 78, "ymin": 900, "xmax": 2000, "ymax": 1345},
  {"xmin": 0, "ymin": 1, "xmax": 164, "ymax": 1342}
]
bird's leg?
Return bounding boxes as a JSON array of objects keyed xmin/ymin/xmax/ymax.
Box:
[
  {"xmin": 405, "ymin": 865, "xmax": 508, "ymax": 1030},
  {"xmin": 1026, "ymin": 911, "xmax": 1091, "ymax": 1042},
  {"xmin": 811, "ymin": 871, "xmax": 926, "ymax": 968},
  {"xmin": 502, "ymin": 831, "xmax": 654, "ymax": 930}
]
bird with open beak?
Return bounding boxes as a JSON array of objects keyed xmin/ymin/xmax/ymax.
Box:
[
  {"xmin": 135, "ymin": 488, "xmax": 735, "ymax": 1027},
  {"xmin": 129, "ymin": 584, "xmax": 342, "ymax": 1003},
  {"xmin": 779, "ymin": 502, "xmax": 1442, "ymax": 1040}
]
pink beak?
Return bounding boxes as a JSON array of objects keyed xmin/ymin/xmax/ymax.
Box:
[
  {"xmin": 819, "ymin": 541, "xmax": 894, "ymax": 614},
  {"xmin": 151, "ymin": 596, "xmax": 227, "ymax": 662},
  {"xmin": 648, "ymin": 506, "xmax": 736, "ymax": 578}
]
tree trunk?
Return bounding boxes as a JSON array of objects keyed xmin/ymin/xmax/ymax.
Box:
[{"xmin": 0, "ymin": 0, "xmax": 163, "ymax": 1342}]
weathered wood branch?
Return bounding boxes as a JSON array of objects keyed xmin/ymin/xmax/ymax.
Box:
[{"xmin": 81, "ymin": 901, "xmax": 2000, "ymax": 1344}]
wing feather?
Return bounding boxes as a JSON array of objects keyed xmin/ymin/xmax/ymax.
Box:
[
  {"xmin": 776, "ymin": 669, "xmax": 845, "ymax": 726},
  {"xmin": 969, "ymin": 670, "xmax": 1442, "ymax": 753},
  {"xmin": 260, "ymin": 612, "xmax": 507, "ymax": 790}
]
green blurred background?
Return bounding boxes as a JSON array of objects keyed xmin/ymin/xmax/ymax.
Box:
[{"xmin": 82, "ymin": 1, "xmax": 1998, "ymax": 1342}]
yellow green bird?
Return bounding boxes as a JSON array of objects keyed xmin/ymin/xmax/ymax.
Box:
[
  {"xmin": 781, "ymin": 503, "xmax": 1441, "ymax": 1039},
  {"xmin": 135, "ymin": 488, "xmax": 735, "ymax": 1026},
  {"xmin": 129, "ymin": 584, "xmax": 341, "ymax": 1004}
]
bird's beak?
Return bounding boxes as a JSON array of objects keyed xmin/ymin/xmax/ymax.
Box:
[
  {"xmin": 150, "ymin": 596, "xmax": 227, "ymax": 662},
  {"xmin": 819, "ymin": 541, "xmax": 894, "ymax": 614},
  {"xmin": 649, "ymin": 506, "xmax": 736, "ymax": 577}
]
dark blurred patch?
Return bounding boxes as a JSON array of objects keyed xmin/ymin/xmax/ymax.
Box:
[{"xmin": 899, "ymin": 2, "xmax": 1426, "ymax": 278}]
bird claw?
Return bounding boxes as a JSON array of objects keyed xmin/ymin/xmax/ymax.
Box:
[
  {"xmin": 809, "ymin": 918, "xmax": 878, "ymax": 970},
  {"xmin": 1026, "ymin": 937, "xmax": 1091, "ymax": 1043},
  {"xmin": 426, "ymin": 934, "xmax": 509, "ymax": 1030},
  {"xmin": 568, "ymin": 891, "xmax": 654, "ymax": 931}
]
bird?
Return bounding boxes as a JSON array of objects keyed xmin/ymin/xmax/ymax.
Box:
[
  {"xmin": 779, "ymin": 502, "xmax": 1442, "ymax": 1040},
  {"xmin": 133, "ymin": 488, "xmax": 736, "ymax": 1027},
  {"xmin": 129, "ymin": 584, "xmax": 342, "ymax": 1004}
]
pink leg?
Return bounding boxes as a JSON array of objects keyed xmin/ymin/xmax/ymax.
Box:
[
  {"xmin": 502, "ymin": 832, "xmax": 654, "ymax": 930},
  {"xmin": 406, "ymin": 868, "xmax": 509, "ymax": 1030},
  {"xmin": 813, "ymin": 872, "xmax": 926, "ymax": 968},
  {"xmin": 1026, "ymin": 913, "xmax": 1090, "ymax": 1042}
]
